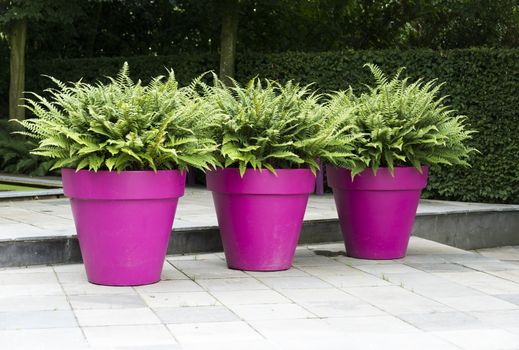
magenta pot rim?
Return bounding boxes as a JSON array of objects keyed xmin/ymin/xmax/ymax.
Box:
[
  {"xmin": 326, "ymin": 165, "xmax": 428, "ymax": 191},
  {"xmin": 61, "ymin": 167, "xmax": 186, "ymax": 174},
  {"xmin": 61, "ymin": 168, "xmax": 186, "ymax": 200},
  {"xmin": 206, "ymin": 168, "xmax": 315, "ymax": 195}
]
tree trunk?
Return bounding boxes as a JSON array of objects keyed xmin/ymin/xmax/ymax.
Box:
[
  {"xmin": 9, "ymin": 18, "xmax": 27, "ymax": 121},
  {"xmin": 219, "ymin": 0, "xmax": 239, "ymax": 86}
]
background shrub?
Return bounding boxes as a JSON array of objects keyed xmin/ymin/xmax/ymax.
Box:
[
  {"xmin": 0, "ymin": 120, "xmax": 55, "ymax": 176},
  {"xmin": 1, "ymin": 48, "xmax": 518, "ymax": 203}
]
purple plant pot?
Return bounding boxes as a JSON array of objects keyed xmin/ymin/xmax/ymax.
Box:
[
  {"xmin": 62, "ymin": 169, "xmax": 186, "ymax": 286},
  {"xmin": 206, "ymin": 168, "xmax": 316, "ymax": 271},
  {"xmin": 327, "ymin": 165, "xmax": 428, "ymax": 259}
]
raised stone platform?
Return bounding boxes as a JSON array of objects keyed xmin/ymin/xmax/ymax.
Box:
[
  {"xmin": 1, "ymin": 187, "xmax": 519, "ymax": 267},
  {"xmin": 0, "ymin": 173, "xmax": 63, "ymax": 200}
]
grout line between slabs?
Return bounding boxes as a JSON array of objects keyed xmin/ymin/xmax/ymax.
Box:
[{"xmin": 51, "ymin": 265, "xmax": 90, "ymax": 347}]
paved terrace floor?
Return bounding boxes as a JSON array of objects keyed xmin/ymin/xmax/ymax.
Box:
[
  {"xmin": 0, "ymin": 238, "xmax": 519, "ymax": 349},
  {"xmin": 1, "ymin": 187, "xmax": 519, "ymax": 240}
]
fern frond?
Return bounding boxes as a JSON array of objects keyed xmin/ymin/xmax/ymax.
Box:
[
  {"xmin": 200, "ymin": 77, "xmax": 327, "ymax": 175},
  {"xmin": 322, "ymin": 64, "xmax": 476, "ymax": 175},
  {"xmin": 18, "ymin": 64, "xmax": 218, "ymax": 172}
]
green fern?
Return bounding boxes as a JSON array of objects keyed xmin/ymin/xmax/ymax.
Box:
[
  {"xmin": 198, "ymin": 76, "xmax": 346, "ymax": 176},
  {"xmin": 0, "ymin": 121, "xmax": 55, "ymax": 176},
  {"xmin": 13, "ymin": 63, "xmax": 219, "ymax": 172},
  {"xmin": 323, "ymin": 64, "xmax": 477, "ymax": 176}
]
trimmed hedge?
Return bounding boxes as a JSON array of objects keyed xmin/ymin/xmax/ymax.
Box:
[
  {"xmin": 0, "ymin": 52, "xmax": 218, "ymax": 117},
  {"xmin": 25, "ymin": 53, "xmax": 219, "ymax": 93},
  {"xmin": 1, "ymin": 49, "xmax": 518, "ymax": 203}
]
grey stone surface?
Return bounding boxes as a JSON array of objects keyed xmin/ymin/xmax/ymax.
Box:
[
  {"xmin": 0, "ymin": 237, "xmax": 518, "ymax": 349},
  {"xmin": 68, "ymin": 294, "xmax": 147, "ymax": 310},
  {"xmin": 0, "ymin": 188, "xmax": 63, "ymax": 200},
  {"xmin": 153, "ymin": 306, "xmax": 239, "ymax": 324},
  {"xmin": 397, "ymin": 311, "xmax": 488, "ymax": 331},
  {"xmin": 0, "ymin": 173, "xmax": 62, "ymax": 187},
  {"xmin": 0, "ymin": 310, "xmax": 78, "ymax": 330},
  {"xmin": 0, "ymin": 237, "xmax": 82, "ymax": 267},
  {"xmin": 413, "ymin": 211, "xmax": 519, "ymax": 250}
]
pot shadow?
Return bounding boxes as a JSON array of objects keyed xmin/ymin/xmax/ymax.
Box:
[{"xmin": 312, "ymin": 250, "xmax": 347, "ymax": 257}]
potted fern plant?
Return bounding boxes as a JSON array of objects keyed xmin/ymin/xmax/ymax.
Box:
[
  {"xmin": 16, "ymin": 64, "xmax": 217, "ymax": 285},
  {"xmin": 323, "ymin": 64, "xmax": 475, "ymax": 259},
  {"xmin": 202, "ymin": 77, "xmax": 330, "ymax": 271}
]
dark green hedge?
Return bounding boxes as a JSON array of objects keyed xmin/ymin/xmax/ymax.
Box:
[
  {"xmin": 25, "ymin": 53, "xmax": 219, "ymax": 93},
  {"xmin": 0, "ymin": 52, "xmax": 218, "ymax": 117},
  {"xmin": 1, "ymin": 49, "xmax": 518, "ymax": 203}
]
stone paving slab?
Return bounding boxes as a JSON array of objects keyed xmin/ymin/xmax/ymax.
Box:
[
  {"xmin": 0, "ymin": 173, "xmax": 62, "ymax": 187},
  {"xmin": 0, "ymin": 188, "xmax": 64, "ymax": 200},
  {"xmin": 0, "ymin": 173, "xmax": 64, "ymax": 200},
  {"xmin": 1, "ymin": 237, "xmax": 519, "ymax": 349}
]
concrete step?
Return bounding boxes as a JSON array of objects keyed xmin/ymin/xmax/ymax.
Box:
[{"xmin": 1, "ymin": 187, "xmax": 519, "ymax": 267}]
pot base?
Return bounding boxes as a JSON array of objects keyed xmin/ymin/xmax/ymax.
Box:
[
  {"xmin": 87, "ymin": 278, "xmax": 161, "ymax": 287},
  {"xmin": 327, "ymin": 166, "xmax": 428, "ymax": 260},
  {"xmin": 213, "ymin": 192, "xmax": 309, "ymax": 271},
  {"xmin": 227, "ymin": 264, "xmax": 291, "ymax": 272}
]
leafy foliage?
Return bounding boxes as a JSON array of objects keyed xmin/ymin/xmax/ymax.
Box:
[
  {"xmin": 0, "ymin": 0, "xmax": 83, "ymax": 28},
  {"xmin": 0, "ymin": 121, "xmax": 54, "ymax": 176},
  {"xmin": 323, "ymin": 64, "xmax": 476, "ymax": 177},
  {"xmin": 2, "ymin": 0, "xmax": 517, "ymax": 61},
  {"xmin": 14, "ymin": 63, "xmax": 219, "ymax": 172},
  {"xmin": 199, "ymin": 77, "xmax": 340, "ymax": 176},
  {"xmin": 407, "ymin": 0, "xmax": 519, "ymax": 49}
]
